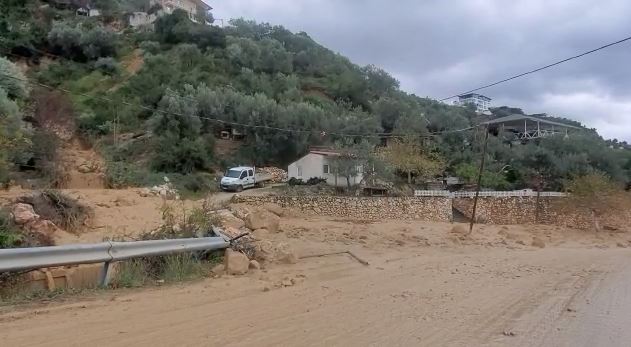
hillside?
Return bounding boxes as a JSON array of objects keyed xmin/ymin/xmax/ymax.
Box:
[{"xmin": 1, "ymin": 0, "xmax": 630, "ymax": 194}]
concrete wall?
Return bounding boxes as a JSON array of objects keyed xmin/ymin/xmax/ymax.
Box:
[{"xmin": 233, "ymin": 195, "xmax": 452, "ymax": 222}]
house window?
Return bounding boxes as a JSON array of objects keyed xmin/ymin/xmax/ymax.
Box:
[
  {"xmin": 297, "ymin": 166, "xmax": 302, "ymax": 176},
  {"xmin": 323, "ymin": 164, "xmax": 330, "ymax": 174}
]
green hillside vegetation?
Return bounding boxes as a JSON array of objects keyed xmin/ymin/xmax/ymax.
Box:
[{"xmin": 1, "ymin": 1, "xmax": 630, "ymax": 193}]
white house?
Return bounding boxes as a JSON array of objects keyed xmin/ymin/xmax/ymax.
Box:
[{"xmin": 287, "ymin": 149, "xmax": 363, "ymax": 187}]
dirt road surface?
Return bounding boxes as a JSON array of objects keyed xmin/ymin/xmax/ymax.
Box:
[
  {"xmin": 2, "ymin": 188, "xmax": 630, "ymax": 346},
  {"xmin": 1, "ymin": 246, "xmax": 630, "ymax": 347}
]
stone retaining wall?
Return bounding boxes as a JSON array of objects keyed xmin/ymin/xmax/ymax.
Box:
[
  {"xmin": 232, "ymin": 195, "xmax": 452, "ymax": 222},
  {"xmin": 234, "ymin": 194, "xmax": 629, "ymax": 231},
  {"xmin": 452, "ymin": 196, "xmax": 629, "ymax": 230}
]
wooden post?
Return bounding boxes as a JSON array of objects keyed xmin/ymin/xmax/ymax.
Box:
[{"xmin": 468, "ymin": 127, "xmax": 490, "ymax": 235}]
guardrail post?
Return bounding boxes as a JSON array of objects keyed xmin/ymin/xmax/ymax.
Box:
[{"xmin": 99, "ymin": 261, "xmax": 112, "ymax": 287}]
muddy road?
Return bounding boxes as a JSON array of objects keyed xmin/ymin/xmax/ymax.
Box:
[{"xmin": 1, "ymin": 247, "xmax": 630, "ymax": 346}]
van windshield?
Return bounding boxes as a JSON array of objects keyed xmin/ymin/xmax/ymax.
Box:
[{"xmin": 225, "ymin": 169, "xmax": 241, "ymax": 178}]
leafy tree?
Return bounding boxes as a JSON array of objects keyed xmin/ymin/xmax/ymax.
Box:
[
  {"xmin": 48, "ymin": 21, "xmax": 117, "ymax": 61},
  {"xmin": 379, "ymin": 137, "xmax": 445, "ymax": 184},
  {"xmin": 454, "ymin": 163, "xmax": 510, "ymax": 190},
  {"xmin": 155, "ymin": 10, "xmax": 225, "ymax": 49},
  {"xmin": 565, "ymin": 173, "xmax": 629, "ymax": 231},
  {"xmin": 328, "ymin": 140, "xmax": 368, "ymax": 189},
  {"xmin": 148, "ymin": 90, "xmax": 213, "ymax": 173}
]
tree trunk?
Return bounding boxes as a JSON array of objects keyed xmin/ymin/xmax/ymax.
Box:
[{"xmin": 407, "ymin": 171, "xmax": 412, "ymax": 184}]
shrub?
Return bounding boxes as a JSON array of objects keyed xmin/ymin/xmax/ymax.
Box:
[
  {"xmin": 0, "ymin": 57, "xmax": 30, "ymax": 100},
  {"xmin": 48, "ymin": 21, "xmax": 118, "ymax": 61},
  {"xmin": 112, "ymin": 252, "xmax": 215, "ymax": 288},
  {"xmin": 94, "ymin": 57, "xmax": 121, "ymax": 76},
  {"xmin": 139, "ymin": 40, "xmax": 161, "ymax": 54},
  {"xmin": 17, "ymin": 190, "xmax": 92, "ymax": 232},
  {"xmin": 288, "ymin": 177, "xmax": 304, "ymax": 186},
  {"xmin": 112, "ymin": 259, "xmax": 148, "ymax": 288},
  {"xmin": 104, "ymin": 161, "xmax": 165, "ymax": 188},
  {"xmin": 80, "ymin": 26, "xmax": 118, "ymax": 59},
  {"xmin": 0, "ymin": 210, "xmax": 22, "ymax": 249}
]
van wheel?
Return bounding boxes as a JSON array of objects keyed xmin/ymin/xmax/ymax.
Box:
[{"xmin": 236, "ymin": 185, "xmax": 243, "ymax": 192}]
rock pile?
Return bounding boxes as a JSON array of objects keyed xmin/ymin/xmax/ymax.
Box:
[
  {"xmin": 77, "ymin": 160, "xmax": 99, "ymax": 174},
  {"xmin": 210, "ymin": 204, "xmax": 299, "ymax": 273},
  {"xmin": 257, "ymin": 167, "xmax": 287, "ymax": 183},
  {"xmin": 138, "ymin": 176, "xmax": 179, "ymax": 200},
  {"xmin": 10, "ymin": 203, "xmax": 59, "ymax": 246}
]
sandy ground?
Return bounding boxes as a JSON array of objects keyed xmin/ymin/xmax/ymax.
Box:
[
  {"xmin": 1, "ymin": 189, "xmax": 631, "ymax": 346},
  {"xmin": 0, "ymin": 188, "xmax": 250, "ymax": 243}
]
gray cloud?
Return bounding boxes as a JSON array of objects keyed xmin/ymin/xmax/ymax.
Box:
[{"xmin": 211, "ymin": 0, "xmax": 631, "ymax": 141}]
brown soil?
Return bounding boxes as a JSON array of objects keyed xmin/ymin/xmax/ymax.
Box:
[
  {"xmin": 1, "ymin": 189, "xmax": 631, "ymax": 346},
  {"xmin": 57, "ymin": 139, "xmax": 105, "ymax": 189},
  {"xmin": 123, "ymin": 49, "xmax": 144, "ymax": 75}
]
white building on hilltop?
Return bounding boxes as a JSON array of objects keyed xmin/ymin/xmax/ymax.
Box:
[{"xmin": 455, "ymin": 93, "xmax": 491, "ymax": 113}]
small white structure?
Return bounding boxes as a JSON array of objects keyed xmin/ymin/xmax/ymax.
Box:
[{"xmin": 288, "ymin": 149, "xmax": 363, "ymax": 187}]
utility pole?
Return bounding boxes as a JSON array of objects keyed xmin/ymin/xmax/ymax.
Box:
[{"xmin": 468, "ymin": 126, "xmax": 490, "ymax": 235}]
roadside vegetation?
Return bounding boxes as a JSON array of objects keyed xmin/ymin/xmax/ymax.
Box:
[{"xmin": 111, "ymin": 199, "xmax": 224, "ymax": 288}]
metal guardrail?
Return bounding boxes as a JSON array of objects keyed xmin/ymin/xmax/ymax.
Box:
[
  {"xmin": 414, "ymin": 190, "xmax": 568, "ymax": 198},
  {"xmin": 0, "ymin": 237, "xmax": 229, "ymax": 286}
]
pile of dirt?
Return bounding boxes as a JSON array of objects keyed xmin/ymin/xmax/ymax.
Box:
[{"xmin": 58, "ymin": 139, "xmax": 105, "ymax": 189}]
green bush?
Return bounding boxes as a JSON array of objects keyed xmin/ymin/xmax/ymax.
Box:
[
  {"xmin": 112, "ymin": 259, "xmax": 148, "ymax": 288},
  {"xmin": 94, "ymin": 57, "xmax": 121, "ymax": 76},
  {"xmin": 105, "ymin": 161, "xmax": 165, "ymax": 188},
  {"xmin": 48, "ymin": 21, "xmax": 118, "ymax": 61},
  {"xmin": 0, "ymin": 57, "xmax": 29, "ymax": 100},
  {"xmin": 0, "ymin": 210, "xmax": 22, "ymax": 249},
  {"xmin": 139, "ymin": 40, "xmax": 161, "ymax": 54}
]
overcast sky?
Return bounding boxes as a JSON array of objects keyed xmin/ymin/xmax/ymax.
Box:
[{"xmin": 211, "ymin": 0, "xmax": 631, "ymax": 141}]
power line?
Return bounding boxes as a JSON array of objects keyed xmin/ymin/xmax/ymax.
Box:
[
  {"xmin": 0, "ymin": 67, "xmax": 474, "ymax": 139},
  {"xmin": 440, "ymin": 35, "xmax": 631, "ymax": 101}
]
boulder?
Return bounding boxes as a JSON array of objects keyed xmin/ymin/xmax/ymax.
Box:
[
  {"xmin": 531, "ymin": 237, "xmax": 546, "ymax": 248},
  {"xmin": 262, "ymin": 203, "xmax": 285, "ymax": 217},
  {"xmin": 216, "ymin": 210, "xmax": 245, "ymax": 230},
  {"xmin": 24, "ymin": 219, "xmax": 61, "ymax": 246},
  {"xmin": 211, "ymin": 264, "xmax": 225, "ymax": 276},
  {"xmin": 77, "ymin": 163, "xmax": 95, "ymax": 174},
  {"xmin": 249, "ymin": 260, "xmax": 261, "ymax": 270},
  {"xmin": 253, "ymin": 240, "xmax": 276, "ymax": 262},
  {"xmin": 138, "ymin": 188, "xmax": 152, "ymax": 197},
  {"xmin": 252, "ymin": 229, "xmax": 269, "ymax": 240},
  {"xmin": 245, "ymin": 210, "xmax": 280, "ymax": 232},
  {"xmin": 224, "ymin": 249, "xmax": 249, "ymax": 275},
  {"xmin": 275, "ymin": 242, "xmax": 298, "ymax": 264},
  {"xmin": 12, "ymin": 203, "xmax": 39, "ymax": 225}
]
